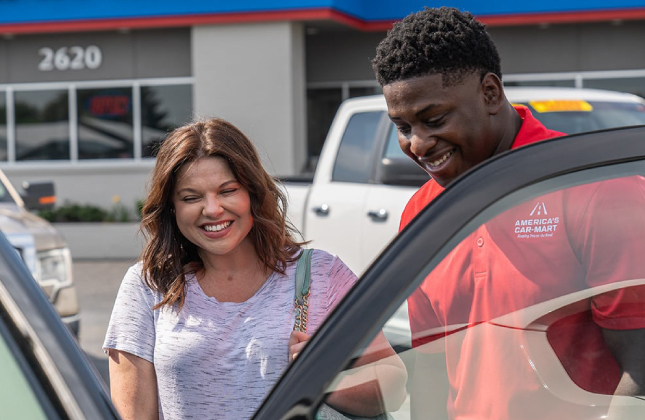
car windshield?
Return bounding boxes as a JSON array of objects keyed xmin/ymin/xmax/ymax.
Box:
[
  {"xmin": 314, "ymin": 157, "xmax": 645, "ymax": 419},
  {"xmin": 515, "ymin": 100, "xmax": 645, "ymax": 134}
]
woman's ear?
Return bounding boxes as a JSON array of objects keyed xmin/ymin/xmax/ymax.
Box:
[{"xmin": 481, "ymin": 72, "xmax": 505, "ymax": 115}]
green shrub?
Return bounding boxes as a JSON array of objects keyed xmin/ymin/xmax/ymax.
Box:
[
  {"xmin": 136, "ymin": 199, "xmax": 145, "ymax": 219},
  {"xmin": 106, "ymin": 202, "xmax": 132, "ymax": 223},
  {"xmin": 37, "ymin": 199, "xmax": 144, "ymax": 223},
  {"xmin": 39, "ymin": 202, "xmax": 107, "ymax": 222}
]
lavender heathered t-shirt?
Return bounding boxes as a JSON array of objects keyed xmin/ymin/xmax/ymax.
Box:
[{"xmin": 103, "ymin": 249, "xmax": 356, "ymax": 420}]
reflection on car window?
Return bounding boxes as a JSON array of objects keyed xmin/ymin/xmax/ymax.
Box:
[
  {"xmin": 0, "ymin": 328, "xmax": 48, "ymax": 419},
  {"xmin": 320, "ymin": 165, "xmax": 645, "ymax": 420}
]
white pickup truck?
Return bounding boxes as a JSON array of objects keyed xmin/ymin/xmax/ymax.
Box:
[{"xmin": 283, "ymin": 86, "xmax": 645, "ymax": 277}]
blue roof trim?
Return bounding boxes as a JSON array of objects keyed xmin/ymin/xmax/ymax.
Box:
[{"xmin": 1, "ymin": 0, "xmax": 645, "ymax": 24}]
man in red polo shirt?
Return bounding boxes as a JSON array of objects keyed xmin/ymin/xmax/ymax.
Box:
[{"xmin": 372, "ymin": 6, "xmax": 645, "ymax": 419}]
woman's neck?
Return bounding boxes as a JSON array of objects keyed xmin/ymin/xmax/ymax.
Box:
[{"xmin": 196, "ymin": 241, "xmax": 272, "ymax": 302}]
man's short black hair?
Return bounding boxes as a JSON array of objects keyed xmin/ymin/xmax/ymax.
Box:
[{"xmin": 372, "ymin": 6, "xmax": 502, "ymax": 87}]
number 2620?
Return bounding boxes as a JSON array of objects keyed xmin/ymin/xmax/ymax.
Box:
[{"xmin": 38, "ymin": 46, "xmax": 102, "ymax": 71}]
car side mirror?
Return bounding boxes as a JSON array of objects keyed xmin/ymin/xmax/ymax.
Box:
[
  {"xmin": 21, "ymin": 181, "xmax": 56, "ymax": 211},
  {"xmin": 379, "ymin": 157, "xmax": 430, "ymax": 187}
]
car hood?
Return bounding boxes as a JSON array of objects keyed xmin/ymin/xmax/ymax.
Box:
[{"xmin": 0, "ymin": 204, "xmax": 66, "ymax": 251}]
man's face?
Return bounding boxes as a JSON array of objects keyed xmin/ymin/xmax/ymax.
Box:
[{"xmin": 383, "ymin": 72, "xmax": 501, "ymax": 187}]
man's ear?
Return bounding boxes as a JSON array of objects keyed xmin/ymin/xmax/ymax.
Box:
[{"xmin": 481, "ymin": 73, "xmax": 505, "ymax": 115}]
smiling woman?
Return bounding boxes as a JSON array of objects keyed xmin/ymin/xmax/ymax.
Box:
[
  {"xmin": 101, "ymin": 117, "xmax": 406, "ymax": 420},
  {"xmin": 172, "ymin": 157, "xmax": 265, "ymax": 302}
]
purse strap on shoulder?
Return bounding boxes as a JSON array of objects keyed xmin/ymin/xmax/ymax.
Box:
[{"xmin": 294, "ymin": 248, "xmax": 313, "ymax": 333}]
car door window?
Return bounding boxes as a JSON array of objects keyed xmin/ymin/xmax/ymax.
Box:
[
  {"xmin": 315, "ymin": 163, "xmax": 645, "ymax": 420},
  {"xmin": 0, "ymin": 322, "xmax": 52, "ymax": 419}
]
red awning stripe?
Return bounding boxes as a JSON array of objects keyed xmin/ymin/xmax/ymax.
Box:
[{"xmin": 1, "ymin": 7, "xmax": 644, "ymax": 35}]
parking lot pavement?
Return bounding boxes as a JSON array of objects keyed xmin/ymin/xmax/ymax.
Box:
[{"xmin": 73, "ymin": 258, "xmax": 136, "ymax": 387}]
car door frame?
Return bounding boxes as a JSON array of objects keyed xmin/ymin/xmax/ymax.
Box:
[
  {"xmin": 0, "ymin": 231, "xmax": 120, "ymax": 419},
  {"xmin": 253, "ymin": 125, "xmax": 645, "ymax": 420}
]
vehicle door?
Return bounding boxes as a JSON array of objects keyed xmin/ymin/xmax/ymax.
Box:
[
  {"xmin": 304, "ymin": 110, "xmax": 390, "ymax": 275},
  {"xmin": 360, "ymin": 123, "xmax": 427, "ymax": 273},
  {"xmin": 0, "ymin": 231, "xmax": 120, "ymax": 419},
  {"xmin": 254, "ymin": 125, "xmax": 645, "ymax": 420}
]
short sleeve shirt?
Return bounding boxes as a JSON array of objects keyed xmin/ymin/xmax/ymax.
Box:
[{"xmin": 103, "ymin": 249, "xmax": 356, "ymax": 420}]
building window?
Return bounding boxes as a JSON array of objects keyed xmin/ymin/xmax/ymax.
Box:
[
  {"xmin": 0, "ymin": 92, "xmax": 6, "ymax": 161},
  {"xmin": 582, "ymin": 77, "xmax": 645, "ymax": 99},
  {"xmin": 141, "ymin": 84, "xmax": 193, "ymax": 158},
  {"xmin": 77, "ymin": 87, "xmax": 134, "ymax": 159},
  {"xmin": 306, "ymin": 88, "xmax": 342, "ymax": 170},
  {"xmin": 503, "ymin": 79, "xmax": 577, "ymax": 88},
  {"xmin": 15, "ymin": 89, "xmax": 69, "ymax": 161},
  {"xmin": 306, "ymin": 82, "xmax": 382, "ymax": 173},
  {"xmin": 0, "ymin": 77, "xmax": 193, "ymax": 164}
]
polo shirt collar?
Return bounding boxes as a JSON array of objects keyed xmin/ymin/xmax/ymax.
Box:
[{"xmin": 511, "ymin": 105, "xmax": 556, "ymax": 149}]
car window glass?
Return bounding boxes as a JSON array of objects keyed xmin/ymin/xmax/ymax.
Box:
[
  {"xmin": 316, "ymin": 163, "xmax": 645, "ymax": 420},
  {"xmin": 332, "ymin": 111, "xmax": 383, "ymax": 183},
  {"xmin": 383, "ymin": 124, "xmax": 407, "ymax": 159},
  {"xmin": 518, "ymin": 101, "xmax": 645, "ymax": 134},
  {"xmin": 0, "ymin": 327, "xmax": 49, "ymax": 419}
]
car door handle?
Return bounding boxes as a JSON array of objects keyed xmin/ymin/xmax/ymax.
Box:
[
  {"xmin": 367, "ymin": 209, "xmax": 388, "ymax": 221},
  {"xmin": 312, "ymin": 204, "xmax": 330, "ymax": 216}
]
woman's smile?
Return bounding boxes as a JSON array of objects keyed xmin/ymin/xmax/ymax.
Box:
[{"xmin": 173, "ymin": 156, "xmax": 254, "ymax": 258}]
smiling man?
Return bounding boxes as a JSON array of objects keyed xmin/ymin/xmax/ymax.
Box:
[
  {"xmin": 372, "ymin": 6, "xmax": 645, "ymax": 420},
  {"xmin": 373, "ymin": 6, "xmax": 563, "ymax": 202}
]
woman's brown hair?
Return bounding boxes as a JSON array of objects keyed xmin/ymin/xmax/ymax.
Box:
[{"xmin": 139, "ymin": 118, "xmax": 304, "ymax": 309}]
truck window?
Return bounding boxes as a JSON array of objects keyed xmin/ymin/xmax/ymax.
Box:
[
  {"xmin": 383, "ymin": 124, "xmax": 408, "ymax": 159},
  {"xmin": 332, "ymin": 112, "xmax": 383, "ymax": 183},
  {"xmin": 517, "ymin": 100, "xmax": 645, "ymax": 134}
]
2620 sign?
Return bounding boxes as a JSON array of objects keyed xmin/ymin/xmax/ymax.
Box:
[{"xmin": 38, "ymin": 46, "xmax": 102, "ymax": 71}]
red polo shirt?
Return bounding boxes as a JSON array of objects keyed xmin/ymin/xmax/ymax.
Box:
[
  {"xmin": 400, "ymin": 106, "xmax": 645, "ymax": 419},
  {"xmin": 399, "ymin": 106, "xmax": 563, "ymax": 228}
]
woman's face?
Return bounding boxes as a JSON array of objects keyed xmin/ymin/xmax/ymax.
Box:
[{"xmin": 172, "ymin": 157, "xmax": 254, "ymax": 259}]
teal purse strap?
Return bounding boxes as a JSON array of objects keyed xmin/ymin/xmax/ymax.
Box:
[{"xmin": 294, "ymin": 248, "xmax": 313, "ymax": 333}]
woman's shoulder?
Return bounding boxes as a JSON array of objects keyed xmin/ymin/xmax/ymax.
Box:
[
  {"xmin": 307, "ymin": 249, "xmax": 355, "ymax": 279},
  {"xmin": 309, "ymin": 248, "xmax": 334, "ymax": 262},
  {"xmin": 304, "ymin": 249, "xmax": 358, "ymax": 319},
  {"xmin": 119, "ymin": 261, "xmax": 157, "ymax": 296},
  {"xmin": 122, "ymin": 260, "xmax": 145, "ymax": 282},
  {"xmin": 307, "ymin": 248, "xmax": 338, "ymax": 270}
]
